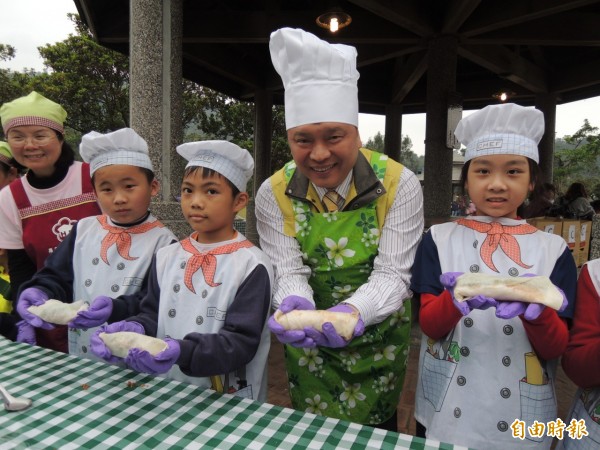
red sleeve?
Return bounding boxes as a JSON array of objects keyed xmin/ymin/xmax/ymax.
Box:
[
  {"xmin": 561, "ymin": 265, "xmax": 600, "ymax": 388},
  {"xmin": 520, "ymin": 307, "xmax": 568, "ymax": 361},
  {"xmin": 419, "ymin": 291, "xmax": 463, "ymax": 340}
]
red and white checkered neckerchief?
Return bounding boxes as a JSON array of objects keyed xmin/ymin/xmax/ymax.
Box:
[
  {"xmin": 456, "ymin": 218, "xmax": 537, "ymax": 273},
  {"xmin": 98, "ymin": 215, "xmax": 164, "ymax": 265},
  {"xmin": 180, "ymin": 233, "xmax": 254, "ymax": 294}
]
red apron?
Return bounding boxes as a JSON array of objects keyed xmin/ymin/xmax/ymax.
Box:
[{"xmin": 10, "ymin": 162, "xmax": 101, "ymax": 352}]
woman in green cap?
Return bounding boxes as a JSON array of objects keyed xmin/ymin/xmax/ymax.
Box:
[{"xmin": 0, "ymin": 91, "xmax": 101, "ymax": 350}]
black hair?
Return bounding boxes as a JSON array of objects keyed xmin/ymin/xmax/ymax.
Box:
[
  {"xmin": 183, "ymin": 166, "xmax": 240, "ymax": 197},
  {"xmin": 0, "ymin": 160, "xmax": 11, "ymax": 176},
  {"xmin": 91, "ymin": 166, "xmax": 155, "ymax": 187},
  {"xmin": 564, "ymin": 182, "xmax": 589, "ymax": 202},
  {"xmin": 459, "ymin": 157, "xmax": 541, "ymax": 217}
]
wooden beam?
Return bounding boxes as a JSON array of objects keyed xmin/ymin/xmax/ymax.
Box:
[
  {"xmin": 461, "ymin": 0, "xmax": 600, "ymax": 36},
  {"xmin": 459, "ymin": 45, "xmax": 548, "ymax": 92},
  {"xmin": 463, "ymin": 13, "xmax": 600, "ymax": 46},
  {"xmin": 391, "ymin": 52, "xmax": 428, "ymax": 104},
  {"xmin": 346, "ymin": 0, "xmax": 433, "ymax": 36},
  {"xmin": 552, "ymin": 58, "xmax": 600, "ymax": 92},
  {"xmin": 441, "ymin": 0, "xmax": 481, "ymax": 33}
]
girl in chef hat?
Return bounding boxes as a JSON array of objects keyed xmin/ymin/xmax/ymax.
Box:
[{"xmin": 410, "ymin": 103, "xmax": 577, "ymax": 450}]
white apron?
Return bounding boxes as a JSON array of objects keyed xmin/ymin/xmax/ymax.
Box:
[
  {"xmin": 416, "ymin": 217, "xmax": 568, "ymax": 450},
  {"xmin": 69, "ymin": 214, "xmax": 176, "ymax": 361}
]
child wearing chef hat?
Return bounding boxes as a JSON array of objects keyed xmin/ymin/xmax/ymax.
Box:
[
  {"xmin": 254, "ymin": 27, "xmax": 423, "ymax": 430},
  {"xmin": 16, "ymin": 127, "xmax": 177, "ymax": 361},
  {"xmin": 410, "ymin": 103, "xmax": 577, "ymax": 449},
  {"xmin": 91, "ymin": 140, "xmax": 273, "ymax": 403}
]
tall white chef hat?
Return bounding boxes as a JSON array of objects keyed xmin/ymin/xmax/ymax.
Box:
[
  {"xmin": 80, "ymin": 128, "xmax": 152, "ymax": 175},
  {"xmin": 454, "ymin": 103, "xmax": 544, "ymax": 163},
  {"xmin": 176, "ymin": 140, "xmax": 254, "ymax": 192},
  {"xmin": 269, "ymin": 27, "xmax": 360, "ymax": 130}
]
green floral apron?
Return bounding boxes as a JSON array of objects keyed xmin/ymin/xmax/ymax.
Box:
[{"xmin": 282, "ymin": 153, "xmax": 411, "ymax": 425}]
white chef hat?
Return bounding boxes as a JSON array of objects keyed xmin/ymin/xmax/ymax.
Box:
[
  {"xmin": 80, "ymin": 128, "xmax": 153, "ymax": 175},
  {"xmin": 176, "ymin": 140, "xmax": 254, "ymax": 192},
  {"xmin": 269, "ymin": 27, "xmax": 360, "ymax": 130},
  {"xmin": 455, "ymin": 103, "xmax": 544, "ymax": 163}
]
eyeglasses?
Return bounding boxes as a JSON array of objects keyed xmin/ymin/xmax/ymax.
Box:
[{"xmin": 7, "ymin": 133, "xmax": 56, "ymax": 146}]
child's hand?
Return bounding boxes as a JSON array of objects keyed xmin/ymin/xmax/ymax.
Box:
[
  {"xmin": 304, "ymin": 303, "xmax": 364, "ymax": 348},
  {"xmin": 69, "ymin": 296, "xmax": 113, "ymax": 328},
  {"xmin": 16, "ymin": 320, "xmax": 36, "ymax": 345},
  {"xmin": 90, "ymin": 321, "xmax": 145, "ymax": 363},
  {"xmin": 440, "ymin": 272, "xmax": 498, "ymax": 315},
  {"xmin": 16, "ymin": 287, "xmax": 53, "ymax": 329},
  {"xmin": 268, "ymin": 295, "xmax": 316, "ymax": 348},
  {"xmin": 495, "ymin": 276, "xmax": 567, "ymax": 321},
  {"xmin": 125, "ymin": 338, "xmax": 180, "ymax": 375}
]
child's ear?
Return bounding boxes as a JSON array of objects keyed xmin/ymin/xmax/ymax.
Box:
[
  {"xmin": 233, "ymin": 192, "xmax": 249, "ymax": 212},
  {"xmin": 150, "ymin": 179, "xmax": 160, "ymax": 197}
]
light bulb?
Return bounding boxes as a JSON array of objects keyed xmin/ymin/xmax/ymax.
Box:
[
  {"xmin": 500, "ymin": 92, "xmax": 508, "ymax": 101},
  {"xmin": 330, "ymin": 17, "xmax": 339, "ymax": 32}
]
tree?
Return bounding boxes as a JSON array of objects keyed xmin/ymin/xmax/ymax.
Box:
[
  {"xmin": 364, "ymin": 132, "xmax": 424, "ymax": 174},
  {"xmin": 30, "ymin": 14, "xmax": 130, "ymax": 136},
  {"xmin": 553, "ymin": 119, "xmax": 600, "ymax": 196}
]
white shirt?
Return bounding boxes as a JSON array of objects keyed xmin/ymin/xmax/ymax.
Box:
[{"xmin": 255, "ymin": 166, "xmax": 424, "ymax": 326}]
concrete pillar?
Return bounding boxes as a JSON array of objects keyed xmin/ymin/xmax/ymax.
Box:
[
  {"xmin": 423, "ymin": 35, "xmax": 458, "ymax": 222},
  {"xmin": 130, "ymin": 0, "xmax": 189, "ymax": 238},
  {"xmin": 384, "ymin": 104, "xmax": 402, "ymax": 161},
  {"xmin": 534, "ymin": 93, "xmax": 557, "ymax": 185},
  {"xmin": 246, "ymin": 89, "xmax": 273, "ymax": 245}
]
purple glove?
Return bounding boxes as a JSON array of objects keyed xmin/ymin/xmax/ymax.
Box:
[
  {"xmin": 16, "ymin": 320, "xmax": 36, "ymax": 345},
  {"xmin": 495, "ymin": 275, "xmax": 568, "ymax": 321},
  {"xmin": 304, "ymin": 303, "xmax": 365, "ymax": 348},
  {"xmin": 440, "ymin": 272, "xmax": 498, "ymax": 316},
  {"xmin": 90, "ymin": 321, "xmax": 145, "ymax": 364},
  {"xmin": 495, "ymin": 301, "xmax": 545, "ymax": 320},
  {"xmin": 125, "ymin": 338, "xmax": 181, "ymax": 375},
  {"xmin": 16, "ymin": 287, "xmax": 54, "ymax": 329},
  {"xmin": 268, "ymin": 295, "xmax": 316, "ymax": 348},
  {"xmin": 69, "ymin": 296, "xmax": 113, "ymax": 328}
]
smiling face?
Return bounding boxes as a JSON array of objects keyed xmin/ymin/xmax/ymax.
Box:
[
  {"xmin": 287, "ymin": 122, "xmax": 361, "ymax": 189},
  {"xmin": 465, "ymin": 154, "xmax": 533, "ymax": 219},
  {"xmin": 180, "ymin": 169, "xmax": 248, "ymax": 244},
  {"xmin": 93, "ymin": 165, "xmax": 159, "ymax": 224},
  {"xmin": 6, "ymin": 125, "xmax": 62, "ymax": 177}
]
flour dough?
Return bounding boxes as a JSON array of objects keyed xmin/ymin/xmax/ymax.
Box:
[
  {"xmin": 454, "ymin": 273, "xmax": 563, "ymax": 310},
  {"xmin": 99, "ymin": 332, "xmax": 168, "ymax": 358},
  {"xmin": 27, "ymin": 299, "xmax": 88, "ymax": 325},
  {"xmin": 274, "ymin": 309, "xmax": 359, "ymax": 340}
]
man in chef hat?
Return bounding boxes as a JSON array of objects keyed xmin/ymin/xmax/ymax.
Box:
[
  {"xmin": 90, "ymin": 140, "xmax": 274, "ymax": 403},
  {"xmin": 16, "ymin": 128, "xmax": 177, "ymax": 360},
  {"xmin": 255, "ymin": 27, "xmax": 424, "ymax": 430}
]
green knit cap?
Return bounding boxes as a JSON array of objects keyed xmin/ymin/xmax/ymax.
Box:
[
  {"xmin": 0, "ymin": 91, "xmax": 67, "ymax": 134},
  {"xmin": 0, "ymin": 141, "xmax": 13, "ymax": 165}
]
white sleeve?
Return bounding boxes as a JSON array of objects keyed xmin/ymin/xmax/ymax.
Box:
[
  {"xmin": 0, "ymin": 187, "xmax": 25, "ymax": 249},
  {"xmin": 255, "ymin": 179, "xmax": 315, "ymax": 310},
  {"xmin": 344, "ymin": 168, "xmax": 424, "ymax": 326}
]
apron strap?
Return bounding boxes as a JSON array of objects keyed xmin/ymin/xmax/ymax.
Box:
[
  {"xmin": 9, "ymin": 178, "xmax": 31, "ymax": 210},
  {"xmin": 81, "ymin": 162, "xmax": 94, "ymax": 193}
]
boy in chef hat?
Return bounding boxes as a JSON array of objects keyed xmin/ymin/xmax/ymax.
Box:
[
  {"xmin": 409, "ymin": 103, "xmax": 577, "ymax": 449},
  {"xmin": 256, "ymin": 27, "xmax": 423, "ymax": 430},
  {"xmin": 90, "ymin": 140, "xmax": 273, "ymax": 402},
  {"xmin": 16, "ymin": 128, "xmax": 177, "ymax": 360}
]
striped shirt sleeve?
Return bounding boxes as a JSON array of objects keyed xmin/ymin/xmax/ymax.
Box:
[{"xmin": 255, "ymin": 168, "xmax": 424, "ymax": 326}]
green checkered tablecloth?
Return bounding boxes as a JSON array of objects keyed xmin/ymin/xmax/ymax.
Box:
[{"xmin": 0, "ymin": 337, "xmax": 468, "ymax": 449}]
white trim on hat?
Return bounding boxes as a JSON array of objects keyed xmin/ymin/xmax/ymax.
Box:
[
  {"xmin": 89, "ymin": 150, "xmax": 153, "ymax": 175},
  {"xmin": 185, "ymin": 151, "xmax": 248, "ymax": 192}
]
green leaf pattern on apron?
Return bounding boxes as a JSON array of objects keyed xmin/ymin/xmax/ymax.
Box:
[{"xmin": 279, "ymin": 152, "xmax": 411, "ymax": 424}]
